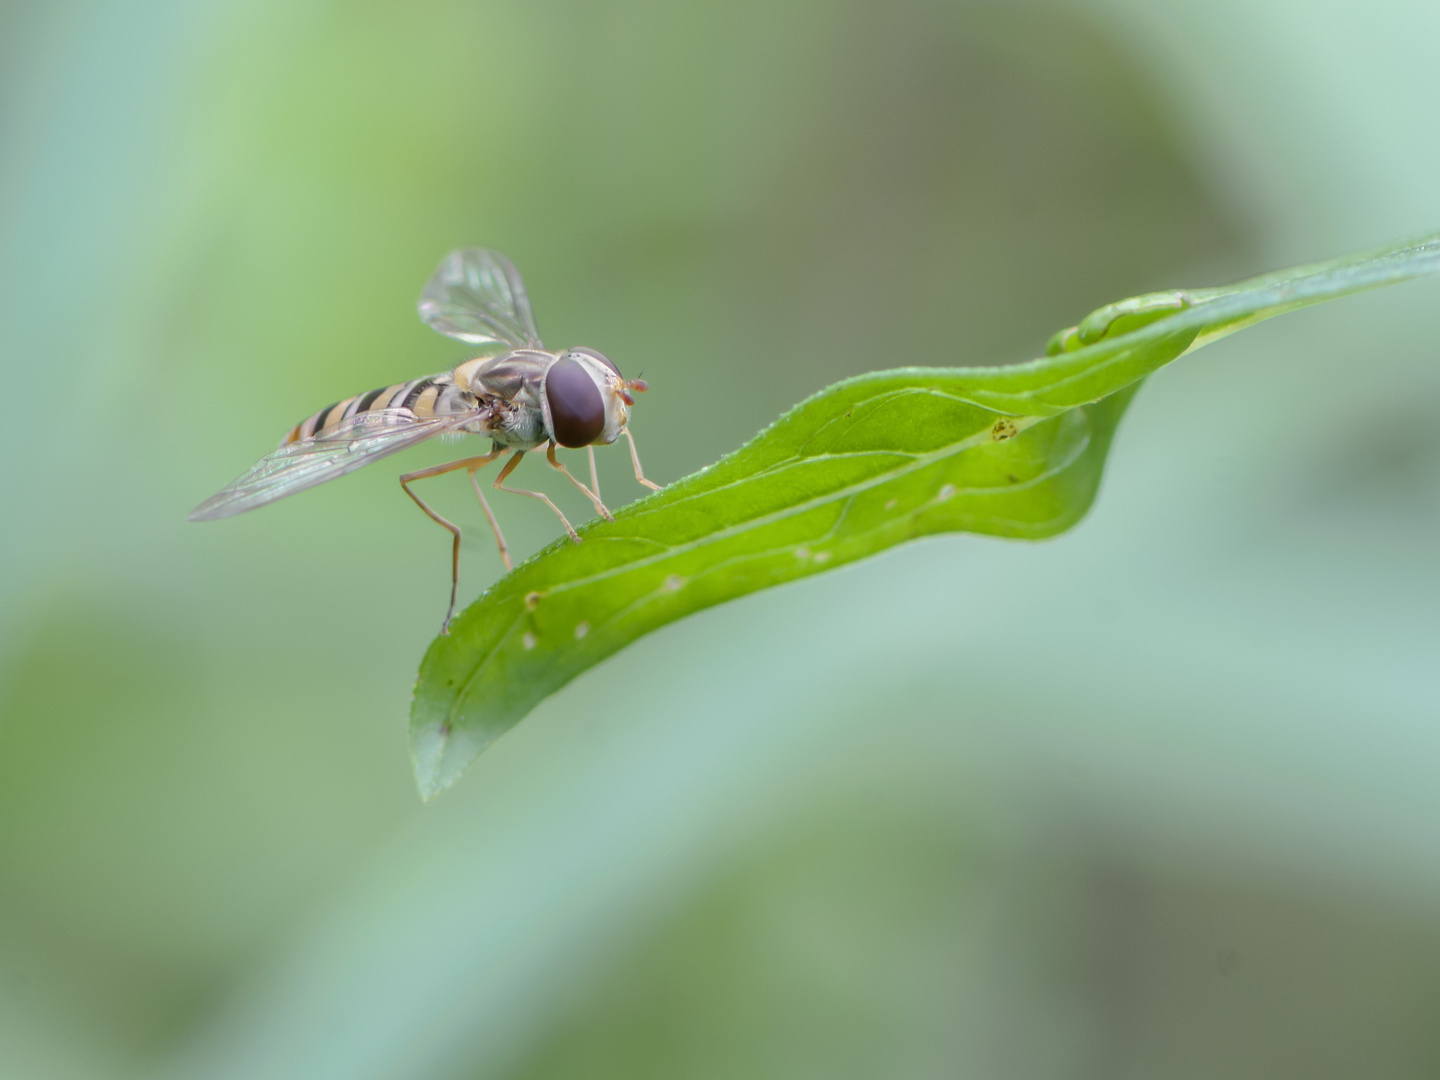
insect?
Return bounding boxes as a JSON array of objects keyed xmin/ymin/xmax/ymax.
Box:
[{"xmin": 190, "ymin": 247, "xmax": 661, "ymax": 633}]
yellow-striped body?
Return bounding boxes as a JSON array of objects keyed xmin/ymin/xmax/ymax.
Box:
[
  {"xmin": 282, "ymin": 350, "xmax": 561, "ymax": 452},
  {"xmin": 283, "ymin": 370, "xmax": 478, "ymax": 445}
]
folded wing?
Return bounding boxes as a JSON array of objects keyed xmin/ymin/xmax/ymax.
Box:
[{"xmin": 189, "ymin": 408, "xmax": 478, "ymax": 520}]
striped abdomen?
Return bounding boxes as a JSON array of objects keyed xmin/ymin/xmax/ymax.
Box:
[{"xmin": 282, "ymin": 373, "xmax": 474, "ymax": 445}]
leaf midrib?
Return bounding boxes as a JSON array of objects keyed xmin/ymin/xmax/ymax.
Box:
[{"xmin": 544, "ymin": 415, "xmax": 1049, "ymax": 597}]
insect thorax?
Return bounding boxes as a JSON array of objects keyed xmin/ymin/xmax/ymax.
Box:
[{"xmin": 454, "ymin": 350, "xmax": 554, "ymax": 450}]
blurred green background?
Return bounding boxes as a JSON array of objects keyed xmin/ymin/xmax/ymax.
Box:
[{"xmin": 4, "ymin": 0, "xmax": 1440, "ymax": 1076}]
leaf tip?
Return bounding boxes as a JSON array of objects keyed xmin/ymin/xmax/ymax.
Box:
[
  {"xmin": 409, "ymin": 718, "xmax": 450, "ymax": 801},
  {"xmin": 409, "ymin": 710, "xmax": 495, "ymax": 801}
]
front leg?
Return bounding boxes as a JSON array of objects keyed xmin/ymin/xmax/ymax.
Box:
[
  {"xmin": 493, "ymin": 450, "xmax": 581, "ymax": 542},
  {"xmin": 547, "ymin": 442, "xmax": 613, "ymax": 521},
  {"xmin": 624, "ymin": 429, "xmax": 663, "ymax": 491}
]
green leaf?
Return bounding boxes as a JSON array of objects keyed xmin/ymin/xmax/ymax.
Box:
[{"xmin": 411, "ymin": 231, "xmax": 1440, "ymax": 799}]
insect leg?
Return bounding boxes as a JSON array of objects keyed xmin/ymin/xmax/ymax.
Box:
[
  {"xmin": 546, "ymin": 442, "xmax": 613, "ymax": 521},
  {"xmin": 624, "ymin": 429, "xmax": 663, "ymax": 491},
  {"xmin": 466, "ymin": 466, "xmax": 512, "ymax": 571},
  {"xmin": 587, "ymin": 444, "xmax": 601, "ymax": 503},
  {"xmin": 400, "ymin": 453, "xmax": 500, "ymax": 635},
  {"xmin": 493, "ymin": 450, "xmax": 581, "ymax": 542}
]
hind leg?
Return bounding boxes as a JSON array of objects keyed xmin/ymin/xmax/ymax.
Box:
[{"xmin": 400, "ymin": 449, "xmax": 505, "ymax": 634}]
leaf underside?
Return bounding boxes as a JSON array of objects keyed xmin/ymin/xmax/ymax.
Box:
[{"xmin": 411, "ymin": 232, "xmax": 1440, "ymax": 799}]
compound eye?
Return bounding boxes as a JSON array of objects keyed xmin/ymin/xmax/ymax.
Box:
[
  {"xmin": 545, "ymin": 356, "xmax": 606, "ymax": 447},
  {"xmin": 582, "ymin": 348, "xmax": 621, "ymax": 379}
]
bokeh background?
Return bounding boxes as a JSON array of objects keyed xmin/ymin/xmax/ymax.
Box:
[{"xmin": 4, "ymin": 0, "xmax": 1440, "ymax": 1076}]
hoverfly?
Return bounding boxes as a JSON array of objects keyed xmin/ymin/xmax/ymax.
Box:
[{"xmin": 190, "ymin": 248, "xmax": 660, "ymax": 633}]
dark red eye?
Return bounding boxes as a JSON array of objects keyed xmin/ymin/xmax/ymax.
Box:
[{"xmin": 545, "ymin": 356, "xmax": 605, "ymax": 447}]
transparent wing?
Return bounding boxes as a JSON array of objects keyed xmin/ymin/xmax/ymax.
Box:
[
  {"xmin": 189, "ymin": 408, "xmax": 480, "ymax": 521},
  {"xmin": 418, "ymin": 248, "xmax": 543, "ymax": 349}
]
